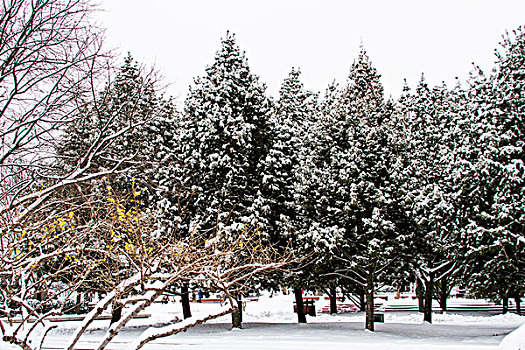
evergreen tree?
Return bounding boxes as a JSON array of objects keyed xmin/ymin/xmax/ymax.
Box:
[
  {"xmin": 262, "ymin": 68, "xmax": 317, "ymax": 243},
  {"xmin": 57, "ymin": 54, "xmax": 180, "ymax": 246},
  {"xmin": 57, "ymin": 53, "xmax": 175, "ymax": 199},
  {"xmin": 293, "ymin": 79, "xmax": 346, "ymax": 320},
  {"xmin": 261, "ymin": 68, "xmax": 319, "ymax": 321},
  {"xmin": 337, "ymin": 50, "xmax": 409, "ymax": 331},
  {"xmin": 175, "ymin": 32, "xmax": 272, "ymax": 238},
  {"xmin": 397, "ymin": 76, "xmax": 459, "ymax": 323},
  {"xmin": 454, "ymin": 26, "xmax": 525, "ymax": 304},
  {"xmin": 299, "ymin": 47, "xmax": 409, "ymax": 331},
  {"xmin": 54, "ymin": 54, "xmax": 177, "ymax": 322},
  {"xmin": 173, "ymin": 32, "xmax": 272, "ymax": 327}
]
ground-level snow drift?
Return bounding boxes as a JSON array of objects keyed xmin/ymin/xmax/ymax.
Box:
[
  {"xmin": 499, "ymin": 322, "xmax": 525, "ymax": 350},
  {"xmin": 1, "ymin": 293, "xmax": 523, "ymax": 349},
  {"xmin": 0, "ymin": 320, "xmax": 520, "ymax": 350}
]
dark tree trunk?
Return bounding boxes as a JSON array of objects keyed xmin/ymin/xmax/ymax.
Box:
[
  {"xmin": 75, "ymin": 293, "xmax": 82, "ymax": 314},
  {"xmin": 514, "ymin": 294, "xmax": 521, "ymax": 315},
  {"xmin": 365, "ymin": 271, "xmax": 375, "ymax": 332},
  {"xmin": 294, "ymin": 287, "xmax": 307, "ymax": 324},
  {"xmin": 423, "ymin": 273, "xmax": 434, "ymax": 323},
  {"xmin": 231, "ymin": 294, "xmax": 243, "ymax": 328},
  {"xmin": 416, "ymin": 279, "xmax": 425, "ymax": 312},
  {"xmin": 359, "ymin": 289, "xmax": 366, "ymax": 312},
  {"xmin": 110, "ymin": 302, "xmax": 123, "ymax": 325},
  {"xmin": 238, "ymin": 297, "xmax": 243, "ymax": 323},
  {"xmin": 181, "ymin": 284, "xmax": 192, "ymax": 319},
  {"xmin": 502, "ymin": 295, "xmax": 509, "ymax": 314},
  {"xmin": 329, "ymin": 286, "xmax": 337, "ymax": 314},
  {"xmin": 439, "ymin": 278, "xmax": 448, "ymax": 311}
]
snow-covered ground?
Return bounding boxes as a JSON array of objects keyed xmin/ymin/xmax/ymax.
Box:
[{"xmin": 1, "ymin": 293, "xmax": 523, "ymax": 349}]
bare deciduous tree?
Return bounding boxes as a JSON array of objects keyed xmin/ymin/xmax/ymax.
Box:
[
  {"xmin": 0, "ymin": 0, "xmax": 112, "ymax": 227},
  {"xmin": 0, "ymin": 0, "xmax": 105, "ymax": 162}
]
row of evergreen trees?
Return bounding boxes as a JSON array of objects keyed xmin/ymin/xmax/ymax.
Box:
[{"xmin": 56, "ymin": 28, "xmax": 525, "ymax": 330}]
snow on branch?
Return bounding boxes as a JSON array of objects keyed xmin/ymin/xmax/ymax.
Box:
[
  {"xmin": 65, "ymin": 272, "xmax": 144, "ymax": 350},
  {"xmin": 131, "ymin": 307, "xmax": 235, "ymax": 350}
]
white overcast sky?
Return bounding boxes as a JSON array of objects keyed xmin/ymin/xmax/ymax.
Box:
[{"xmin": 97, "ymin": 0, "xmax": 525, "ymax": 104}]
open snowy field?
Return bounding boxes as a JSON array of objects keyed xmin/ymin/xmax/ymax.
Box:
[{"xmin": 1, "ymin": 293, "xmax": 524, "ymax": 350}]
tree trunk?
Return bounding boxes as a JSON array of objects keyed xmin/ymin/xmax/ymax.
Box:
[
  {"xmin": 502, "ymin": 295, "xmax": 509, "ymax": 314},
  {"xmin": 75, "ymin": 293, "xmax": 82, "ymax": 314},
  {"xmin": 439, "ymin": 278, "xmax": 448, "ymax": 311},
  {"xmin": 514, "ymin": 294, "xmax": 521, "ymax": 315},
  {"xmin": 416, "ymin": 279, "xmax": 425, "ymax": 312},
  {"xmin": 365, "ymin": 271, "xmax": 375, "ymax": 332},
  {"xmin": 110, "ymin": 302, "xmax": 122, "ymax": 325},
  {"xmin": 329, "ymin": 286, "xmax": 337, "ymax": 314},
  {"xmin": 294, "ymin": 287, "xmax": 307, "ymax": 323},
  {"xmin": 238, "ymin": 297, "xmax": 243, "ymax": 323},
  {"xmin": 36, "ymin": 290, "xmax": 45, "ymax": 302},
  {"xmin": 181, "ymin": 284, "xmax": 192, "ymax": 319},
  {"xmin": 359, "ymin": 289, "xmax": 366, "ymax": 312},
  {"xmin": 231, "ymin": 294, "xmax": 243, "ymax": 328},
  {"xmin": 423, "ymin": 273, "xmax": 434, "ymax": 323}
]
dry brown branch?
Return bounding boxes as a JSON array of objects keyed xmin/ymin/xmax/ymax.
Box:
[{"xmin": 0, "ymin": 173, "xmax": 296, "ymax": 350}]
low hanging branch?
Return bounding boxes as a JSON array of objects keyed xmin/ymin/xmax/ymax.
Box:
[{"xmin": 132, "ymin": 308, "xmax": 235, "ymax": 350}]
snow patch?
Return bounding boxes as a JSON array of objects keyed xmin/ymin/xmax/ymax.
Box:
[{"xmin": 499, "ymin": 322, "xmax": 525, "ymax": 350}]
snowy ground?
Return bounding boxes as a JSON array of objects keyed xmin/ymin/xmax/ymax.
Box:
[{"xmin": 1, "ymin": 293, "xmax": 523, "ymax": 349}]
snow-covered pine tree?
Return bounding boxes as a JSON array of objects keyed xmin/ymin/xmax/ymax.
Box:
[
  {"xmin": 176, "ymin": 31, "xmax": 272, "ymax": 237},
  {"xmin": 337, "ymin": 48, "xmax": 411, "ymax": 331},
  {"xmin": 465, "ymin": 243, "xmax": 522, "ymax": 313},
  {"xmin": 262, "ymin": 68, "xmax": 317, "ymax": 243},
  {"xmin": 260, "ymin": 68, "xmax": 319, "ymax": 321},
  {"xmin": 55, "ymin": 54, "xmax": 177, "ymax": 316},
  {"xmin": 299, "ymin": 47, "xmax": 409, "ymax": 331},
  {"xmin": 174, "ymin": 32, "xmax": 272, "ymax": 326},
  {"xmin": 292, "ymin": 79, "xmax": 348, "ymax": 320},
  {"xmin": 57, "ymin": 53, "xmax": 175, "ymax": 198},
  {"xmin": 454, "ymin": 26, "xmax": 525, "ymax": 304},
  {"xmin": 58, "ymin": 54, "xmax": 181, "ymax": 242},
  {"xmin": 397, "ymin": 75, "xmax": 459, "ymax": 323}
]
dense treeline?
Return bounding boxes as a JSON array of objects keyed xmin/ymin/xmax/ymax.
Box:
[
  {"xmin": 61, "ymin": 29, "xmax": 525, "ymax": 329},
  {"xmin": 58, "ymin": 28, "xmax": 525, "ymax": 330}
]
